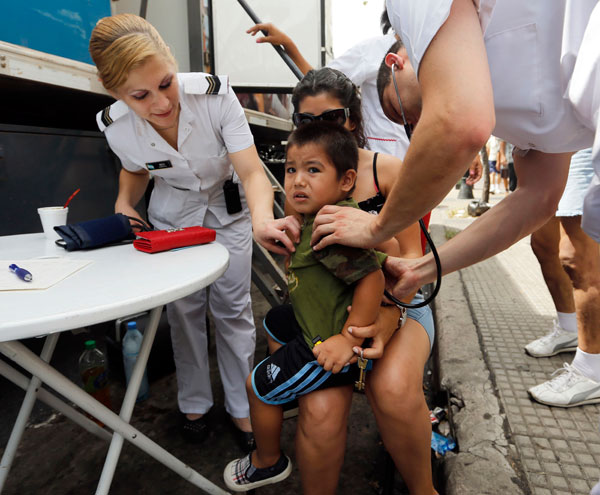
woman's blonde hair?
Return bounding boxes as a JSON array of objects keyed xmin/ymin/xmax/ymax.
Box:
[{"xmin": 89, "ymin": 13, "xmax": 177, "ymax": 91}]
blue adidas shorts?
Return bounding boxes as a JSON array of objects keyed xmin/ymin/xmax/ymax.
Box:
[{"xmin": 252, "ymin": 305, "xmax": 356, "ymax": 405}]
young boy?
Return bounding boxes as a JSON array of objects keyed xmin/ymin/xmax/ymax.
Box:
[{"xmin": 224, "ymin": 122, "xmax": 385, "ymax": 492}]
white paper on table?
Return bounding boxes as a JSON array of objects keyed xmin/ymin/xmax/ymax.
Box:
[{"xmin": 0, "ymin": 259, "xmax": 93, "ymax": 291}]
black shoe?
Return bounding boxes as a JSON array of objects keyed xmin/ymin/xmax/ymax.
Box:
[
  {"xmin": 229, "ymin": 419, "xmax": 256, "ymax": 454},
  {"xmin": 224, "ymin": 452, "xmax": 292, "ymax": 492},
  {"xmin": 235, "ymin": 430, "xmax": 256, "ymax": 454},
  {"xmin": 180, "ymin": 414, "xmax": 209, "ymax": 443}
]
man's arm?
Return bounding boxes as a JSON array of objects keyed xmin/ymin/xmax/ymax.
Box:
[
  {"xmin": 311, "ymin": 0, "xmax": 494, "ymax": 250},
  {"xmin": 313, "ymin": 269, "xmax": 384, "ymax": 373},
  {"xmin": 384, "ymin": 149, "xmax": 572, "ymax": 299}
]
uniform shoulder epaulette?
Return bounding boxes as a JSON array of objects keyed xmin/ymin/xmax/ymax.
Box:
[
  {"xmin": 96, "ymin": 100, "xmax": 130, "ymax": 132},
  {"xmin": 184, "ymin": 74, "xmax": 230, "ymax": 95}
]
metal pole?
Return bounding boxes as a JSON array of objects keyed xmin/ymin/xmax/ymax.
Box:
[
  {"xmin": 95, "ymin": 306, "xmax": 162, "ymax": 494},
  {"xmin": 0, "ymin": 360, "xmax": 112, "ymax": 443},
  {"xmin": 187, "ymin": 0, "xmax": 204, "ymax": 72},
  {"xmin": 0, "ymin": 333, "xmax": 59, "ymax": 490},
  {"xmin": 139, "ymin": 0, "xmax": 148, "ymax": 19},
  {"xmin": 0, "ymin": 338, "xmax": 229, "ymax": 495},
  {"xmin": 235, "ymin": 0, "xmax": 304, "ymax": 81}
]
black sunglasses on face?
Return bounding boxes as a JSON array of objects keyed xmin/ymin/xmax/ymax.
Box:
[{"xmin": 292, "ymin": 108, "xmax": 350, "ymax": 127}]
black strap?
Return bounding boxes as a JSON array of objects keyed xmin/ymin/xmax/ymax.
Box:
[
  {"xmin": 372, "ymin": 152, "xmax": 380, "ymax": 193},
  {"xmin": 127, "ymin": 216, "xmax": 152, "ymax": 232}
]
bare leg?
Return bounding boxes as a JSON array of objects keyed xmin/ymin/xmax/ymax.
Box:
[
  {"xmin": 296, "ymin": 385, "xmax": 353, "ymax": 495},
  {"xmin": 246, "ymin": 374, "xmax": 283, "ymax": 467},
  {"xmin": 366, "ymin": 318, "xmax": 435, "ymax": 495},
  {"xmin": 559, "ymin": 217, "xmax": 600, "ymax": 353},
  {"xmin": 531, "ymin": 217, "xmax": 576, "ymax": 313},
  {"xmin": 230, "ymin": 336, "xmax": 283, "ymax": 434}
]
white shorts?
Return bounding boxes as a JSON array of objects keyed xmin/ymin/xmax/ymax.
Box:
[{"xmin": 556, "ymin": 149, "xmax": 594, "ymax": 217}]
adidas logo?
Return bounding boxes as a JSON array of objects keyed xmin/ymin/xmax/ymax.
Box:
[{"xmin": 266, "ymin": 363, "xmax": 281, "ymax": 383}]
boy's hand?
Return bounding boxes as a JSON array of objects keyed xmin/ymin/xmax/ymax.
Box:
[{"xmin": 312, "ymin": 334, "xmax": 355, "ymax": 374}]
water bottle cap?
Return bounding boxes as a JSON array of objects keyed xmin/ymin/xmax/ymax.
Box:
[
  {"xmin": 84, "ymin": 340, "xmax": 96, "ymax": 349},
  {"xmin": 127, "ymin": 321, "xmax": 137, "ymax": 330}
]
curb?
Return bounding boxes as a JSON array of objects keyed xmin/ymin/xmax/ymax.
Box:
[{"xmin": 430, "ymin": 224, "xmax": 528, "ymax": 495}]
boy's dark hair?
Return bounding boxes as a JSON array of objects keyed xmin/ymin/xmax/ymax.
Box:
[
  {"xmin": 292, "ymin": 68, "xmax": 367, "ymax": 149},
  {"xmin": 380, "ymin": 7, "xmax": 392, "ymax": 35},
  {"xmin": 376, "ymin": 39, "xmax": 404, "ymax": 108},
  {"xmin": 286, "ymin": 121, "xmax": 358, "ymax": 180}
]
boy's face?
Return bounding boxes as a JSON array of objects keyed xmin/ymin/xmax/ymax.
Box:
[{"xmin": 285, "ymin": 143, "xmax": 356, "ymax": 215}]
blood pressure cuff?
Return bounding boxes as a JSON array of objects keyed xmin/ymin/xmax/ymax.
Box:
[
  {"xmin": 54, "ymin": 214, "xmax": 149, "ymax": 251},
  {"xmin": 133, "ymin": 226, "xmax": 216, "ymax": 253}
]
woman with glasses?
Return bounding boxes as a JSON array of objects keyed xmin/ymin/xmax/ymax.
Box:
[{"xmin": 287, "ymin": 67, "xmax": 437, "ymax": 495}]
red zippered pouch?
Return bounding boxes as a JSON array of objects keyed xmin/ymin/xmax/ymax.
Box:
[{"xmin": 133, "ymin": 226, "xmax": 216, "ymax": 253}]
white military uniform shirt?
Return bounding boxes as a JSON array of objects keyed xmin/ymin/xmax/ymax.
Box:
[
  {"xmin": 385, "ymin": 0, "xmax": 595, "ymax": 153},
  {"xmin": 97, "ymin": 72, "xmax": 254, "ymax": 229},
  {"xmin": 96, "ymin": 73, "xmax": 257, "ymax": 417},
  {"xmin": 329, "ymin": 33, "xmax": 410, "ymax": 159}
]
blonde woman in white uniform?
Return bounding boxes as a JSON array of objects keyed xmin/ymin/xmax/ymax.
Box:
[{"xmin": 89, "ymin": 14, "xmax": 300, "ymax": 450}]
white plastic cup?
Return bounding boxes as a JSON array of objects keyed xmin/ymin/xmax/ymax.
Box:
[{"xmin": 38, "ymin": 206, "xmax": 68, "ymax": 240}]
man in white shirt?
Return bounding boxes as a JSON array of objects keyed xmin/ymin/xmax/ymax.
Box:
[
  {"xmin": 310, "ymin": 0, "xmax": 600, "ymax": 412},
  {"xmin": 246, "ymin": 17, "xmax": 409, "ymax": 159}
]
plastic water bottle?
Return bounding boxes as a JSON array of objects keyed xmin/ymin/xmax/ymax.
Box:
[
  {"xmin": 431, "ymin": 431, "xmax": 456, "ymax": 456},
  {"xmin": 122, "ymin": 321, "xmax": 149, "ymax": 402},
  {"xmin": 79, "ymin": 340, "xmax": 111, "ymax": 425}
]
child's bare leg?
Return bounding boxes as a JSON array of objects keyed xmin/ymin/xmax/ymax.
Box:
[{"xmin": 246, "ymin": 374, "xmax": 284, "ymax": 467}]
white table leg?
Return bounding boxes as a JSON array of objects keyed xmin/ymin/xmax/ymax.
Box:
[
  {"xmin": 0, "ymin": 332, "xmax": 230, "ymax": 495},
  {"xmin": 0, "ymin": 333, "xmax": 59, "ymax": 491},
  {"xmin": 0, "ymin": 359, "xmax": 112, "ymax": 443},
  {"xmin": 96, "ymin": 305, "xmax": 161, "ymax": 494}
]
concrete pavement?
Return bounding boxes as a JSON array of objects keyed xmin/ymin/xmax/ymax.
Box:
[{"xmin": 432, "ymin": 184, "xmax": 600, "ymax": 495}]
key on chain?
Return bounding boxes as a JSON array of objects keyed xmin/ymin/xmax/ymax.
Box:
[{"xmin": 355, "ymin": 350, "xmax": 368, "ymax": 391}]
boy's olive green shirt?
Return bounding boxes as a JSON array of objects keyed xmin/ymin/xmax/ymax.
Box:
[{"xmin": 287, "ymin": 198, "xmax": 387, "ymax": 349}]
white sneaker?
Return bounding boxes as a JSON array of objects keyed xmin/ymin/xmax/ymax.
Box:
[
  {"xmin": 528, "ymin": 363, "xmax": 600, "ymax": 407},
  {"xmin": 524, "ymin": 320, "xmax": 578, "ymax": 357},
  {"xmin": 591, "ymin": 480, "xmax": 600, "ymax": 495}
]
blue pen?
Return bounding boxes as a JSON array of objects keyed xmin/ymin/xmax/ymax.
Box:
[{"xmin": 9, "ymin": 264, "xmax": 32, "ymax": 282}]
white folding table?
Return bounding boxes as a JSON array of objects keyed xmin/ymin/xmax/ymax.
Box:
[{"xmin": 0, "ymin": 233, "xmax": 231, "ymax": 494}]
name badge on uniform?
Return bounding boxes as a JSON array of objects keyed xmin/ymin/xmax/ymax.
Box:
[{"xmin": 146, "ymin": 160, "xmax": 173, "ymax": 171}]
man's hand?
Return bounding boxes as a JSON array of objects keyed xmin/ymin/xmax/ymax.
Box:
[
  {"xmin": 348, "ymin": 305, "xmax": 402, "ymax": 360},
  {"xmin": 383, "ymin": 256, "xmax": 424, "ymax": 302},
  {"xmin": 254, "ymin": 215, "xmax": 301, "ymax": 255},
  {"xmin": 311, "ymin": 205, "xmax": 382, "ymax": 251},
  {"xmin": 312, "ymin": 334, "xmax": 355, "ymax": 374}
]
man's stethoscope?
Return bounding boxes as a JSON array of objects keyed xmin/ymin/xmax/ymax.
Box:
[{"xmin": 381, "ymin": 64, "xmax": 442, "ymax": 310}]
